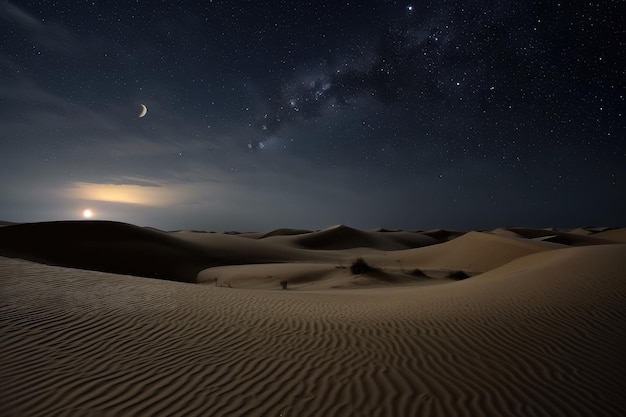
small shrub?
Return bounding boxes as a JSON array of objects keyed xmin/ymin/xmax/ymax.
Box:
[
  {"xmin": 448, "ymin": 270, "xmax": 470, "ymax": 280},
  {"xmin": 279, "ymin": 280, "xmax": 288, "ymax": 290},
  {"xmin": 350, "ymin": 258, "xmax": 378, "ymax": 275},
  {"xmin": 410, "ymin": 268, "xmax": 427, "ymax": 277}
]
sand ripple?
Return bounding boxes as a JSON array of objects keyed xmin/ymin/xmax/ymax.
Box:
[{"xmin": 1, "ymin": 245, "xmax": 625, "ymax": 416}]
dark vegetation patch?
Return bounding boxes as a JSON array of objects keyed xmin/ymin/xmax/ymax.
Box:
[
  {"xmin": 350, "ymin": 257, "xmax": 379, "ymax": 275},
  {"xmin": 447, "ymin": 270, "xmax": 470, "ymax": 280},
  {"xmin": 410, "ymin": 268, "xmax": 427, "ymax": 277}
]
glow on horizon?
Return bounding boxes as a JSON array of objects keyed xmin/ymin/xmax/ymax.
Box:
[{"xmin": 64, "ymin": 181, "xmax": 202, "ymax": 207}]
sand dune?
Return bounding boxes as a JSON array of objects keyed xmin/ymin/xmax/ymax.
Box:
[
  {"xmin": 567, "ymin": 227, "xmax": 595, "ymax": 235},
  {"xmin": 488, "ymin": 227, "xmax": 525, "ymax": 238},
  {"xmin": 0, "ymin": 221, "xmax": 213, "ymax": 282},
  {"xmin": 1, "ymin": 221, "xmax": 625, "ymax": 416},
  {"xmin": 420, "ymin": 228, "xmax": 466, "ymax": 241},
  {"xmin": 258, "ymin": 228, "xmax": 313, "ymax": 238},
  {"xmin": 593, "ymin": 227, "xmax": 626, "ymax": 243},
  {"xmin": 372, "ymin": 230, "xmax": 442, "ymax": 248},
  {"xmin": 506, "ymin": 227, "xmax": 616, "ymax": 246},
  {"xmin": 367, "ymin": 231, "xmax": 565, "ymax": 274},
  {"xmin": 265, "ymin": 224, "xmax": 438, "ymax": 251}
]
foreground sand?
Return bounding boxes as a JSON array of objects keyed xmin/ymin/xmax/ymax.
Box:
[{"xmin": 1, "ymin": 222, "xmax": 625, "ymax": 416}]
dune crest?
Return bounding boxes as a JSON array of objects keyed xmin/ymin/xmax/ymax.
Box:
[{"xmin": 268, "ymin": 224, "xmax": 437, "ymax": 251}]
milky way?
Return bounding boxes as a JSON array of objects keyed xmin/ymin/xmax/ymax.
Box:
[{"xmin": 0, "ymin": 1, "xmax": 623, "ymax": 230}]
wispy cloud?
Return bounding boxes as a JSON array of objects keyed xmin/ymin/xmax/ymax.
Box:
[
  {"xmin": 0, "ymin": 2, "xmax": 80, "ymax": 53},
  {"xmin": 63, "ymin": 181, "xmax": 211, "ymax": 207}
]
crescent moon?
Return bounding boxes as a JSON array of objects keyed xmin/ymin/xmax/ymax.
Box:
[{"xmin": 138, "ymin": 104, "xmax": 147, "ymax": 118}]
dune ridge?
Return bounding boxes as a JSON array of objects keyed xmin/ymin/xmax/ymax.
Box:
[{"xmin": 262, "ymin": 224, "xmax": 439, "ymax": 251}]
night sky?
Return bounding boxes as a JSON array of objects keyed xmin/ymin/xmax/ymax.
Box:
[{"xmin": 1, "ymin": 1, "xmax": 624, "ymax": 231}]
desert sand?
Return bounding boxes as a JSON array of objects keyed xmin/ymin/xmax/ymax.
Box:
[{"xmin": 1, "ymin": 221, "xmax": 625, "ymax": 416}]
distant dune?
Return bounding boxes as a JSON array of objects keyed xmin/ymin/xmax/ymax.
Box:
[
  {"xmin": 257, "ymin": 227, "xmax": 313, "ymax": 238},
  {"xmin": 505, "ymin": 227, "xmax": 618, "ymax": 246},
  {"xmin": 264, "ymin": 224, "xmax": 438, "ymax": 251},
  {"xmin": 0, "ymin": 221, "xmax": 212, "ymax": 282},
  {"xmin": 368, "ymin": 230, "xmax": 565, "ymax": 275},
  {"xmin": 593, "ymin": 227, "xmax": 626, "ymax": 242},
  {"xmin": 1, "ymin": 221, "xmax": 625, "ymax": 416}
]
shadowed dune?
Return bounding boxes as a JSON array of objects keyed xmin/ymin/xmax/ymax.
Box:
[
  {"xmin": 373, "ymin": 230, "xmax": 441, "ymax": 248},
  {"xmin": 258, "ymin": 228, "xmax": 313, "ymax": 238},
  {"xmin": 0, "ymin": 221, "xmax": 214, "ymax": 282},
  {"xmin": 270, "ymin": 224, "xmax": 437, "ymax": 251},
  {"xmin": 506, "ymin": 227, "xmax": 616, "ymax": 246},
  {"xmin": 420, "ymin": 228, "xmax": 466, "ymax": 241}
]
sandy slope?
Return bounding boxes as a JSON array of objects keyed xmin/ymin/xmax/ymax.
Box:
[
  {"xmin": 1, "ymin": 221, "xmax": 625, "ymax": 416},
  {"xmin": 366, "ymin": 231, "xmax": 565, "ymax": 274},
  {"xmin": 593, "ymin": 227, "xmax": 626, "ymax": 243}
]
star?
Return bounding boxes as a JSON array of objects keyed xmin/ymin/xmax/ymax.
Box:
[{"xmin": 0, "ymin": 0, "xmax": 621, "ymax": 228}]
